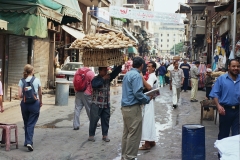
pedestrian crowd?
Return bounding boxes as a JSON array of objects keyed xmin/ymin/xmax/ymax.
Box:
[{"xmin": 0, "ymin": 56, "xmax": 239, "ymax": 160}]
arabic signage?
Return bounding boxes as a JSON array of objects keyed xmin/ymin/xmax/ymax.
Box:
[
  {"xmin": 90, "ymin": 7, "xmax": 110, "ymax": 24},
  {"xmin": 110, "ymin": 6, "xmax": 181, "ymax": 24}
]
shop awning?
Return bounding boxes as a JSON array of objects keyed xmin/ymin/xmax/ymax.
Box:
[
  {"xmin": 128, "ymin": 47, "xmax": 138, "ymax": 54},
  {"xmin": 61, "ymin": 25, "xmax": 85, "ymax": 39},
  {"xmin": 0, "ymin": 0, "xmax": 64, "ymax": 38},
  {"xmin": 123, "ymin": 27, "xmax": 139, "ymax": 44},
  {"xmin": 53, "ymin": 0, "xmax": 83, "ymax": 22},
  {"xmin": 0, "ymin": 0, "xmax": 63, "ymax": 23},
  {"xmin": 97, "ymin": 23, "xmax": 122, "ymax": 33},
  {"xmin": 0, "ymin": 19, "xmax": 8, "ymax": 30}
]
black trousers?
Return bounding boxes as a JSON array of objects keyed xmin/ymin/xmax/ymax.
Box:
[
  {"xmin": 89, "ymin": 103, "xmax": 110, "ymax": 136},
  {"xmin": 206, "ymin": 87, "xmax": 212, "ymax": 99},
  {"xmin": 182, "ymin": 78, "xmax": 189, "ymax": 91},
  {"xmin": 165, "ymin": 76, "xmax": 169, "ymax": 84},
  {"xmin": 218, "ymin": 106, "xmax": 239, "ymax": 140}
]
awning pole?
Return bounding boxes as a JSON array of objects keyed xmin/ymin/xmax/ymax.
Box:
[{"xmin": 232, "ymin": 0, "xmax": 237, "ymax": 57}]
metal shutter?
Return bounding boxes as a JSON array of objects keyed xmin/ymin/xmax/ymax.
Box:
[
  {"xmin": 8, "ymin": 35, "xmax": 28, "ymax": 99},
  {"xmin": 33, "ymin": 38, "xmax": 50, "ymax": 88}
]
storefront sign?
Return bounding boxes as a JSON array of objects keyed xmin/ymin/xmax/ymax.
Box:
[
  {"xmin": 110, "ymin": 6, "xmax": 181, "ymax": 24},
  {"xmin": 90, "ymin": 7, "xmax": 110, "ymax": 24}
]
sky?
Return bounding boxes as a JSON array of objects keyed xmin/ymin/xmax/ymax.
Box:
[{"xmin": 154, "ymin": 0, "xmax": 185, "ymax": 13}]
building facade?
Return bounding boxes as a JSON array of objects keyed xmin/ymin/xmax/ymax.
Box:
[{"xmin": 154, "ymin": 23, "xmax": 185, "ymax": 57}]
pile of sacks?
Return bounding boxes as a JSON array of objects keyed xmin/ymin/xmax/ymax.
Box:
[{"xmin": 70, "ymin": 32, "xmax": 136, "ymax": 49}]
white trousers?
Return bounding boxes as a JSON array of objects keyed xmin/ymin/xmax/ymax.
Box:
[{"xmin": 172, "ymin": 85, "xmax": 181, "ymax": 105}]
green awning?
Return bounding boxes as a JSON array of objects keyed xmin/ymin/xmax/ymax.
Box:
[
  {"xmin": 128, "ymin": 47, "xmax": 138, "ymax": 54},
  {"xmin": 0, "ymin": 0, "xmax": 63, "ymax": 23},
  {"xmin": 53, "ymin": 0, "xmax": 83, "ymax": 22},
  {"xmin": 113, "ymin": 17, "xmax": 127, "ymax": 23},
  {"xmin": 0, "ymin": 12, "xmax": 48, "ymax": 38},
  {"xmin": 0, "ymin": 0, "xmax": 64, "ymax": 38}
]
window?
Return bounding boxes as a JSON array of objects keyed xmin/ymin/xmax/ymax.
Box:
[
  {"xmin": 167, "ymin": 50, "xmax": 168, "ymax": 53},
  {"xmin": 167, "ymin": 44, "xmax": 169, "ymax": 47},
  {"xmin": 161, "ymin": 44, "xmax": 162, "ymax": 47},
  {"xmin": 167, "ymin": 34, "xmax": 169, "ymax": 37},
  {"xmin": 161, "ymin": 39, "xmax": 163, "ymax": 42},
  {"xmin": 161, "ymin": 34, "xmax": 163, "ymax": 36},
  {"xmin": 174, "ymin": 34, "xmax": 175, "ymax": 36},
  {"xmin": 180, "ymin": 39, "xmax": 182, "ymax": 42},
  {"xmin": 167, "ymin": 39, "xmax": 169, "ymax": 42}
]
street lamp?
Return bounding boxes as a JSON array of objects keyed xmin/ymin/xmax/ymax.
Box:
[{"xmin": 211, "ymin": 19, "xmax": 216, "ymax": 66}]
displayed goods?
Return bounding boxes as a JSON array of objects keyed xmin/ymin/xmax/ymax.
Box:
[
  {"xmin": 73, "ymin": 67, "xmax": 90, "ymax": 92},
  {"xmin": 70, "ymin": 32, "xmax": 136, "ymax": 49},
  {"xmin": 82, "ymin": 48, "xmax": 125, "ymax": 67}
]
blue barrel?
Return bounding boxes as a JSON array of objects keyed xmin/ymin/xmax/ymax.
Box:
[
  {"xmin": 55, "ymin": 81, "xmax": 71, "ymax": 106},
  {"xmin": 182, "ymin": 124, "xmax": 205, "ymax": 160}
]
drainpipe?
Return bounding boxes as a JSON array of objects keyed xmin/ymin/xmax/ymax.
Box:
[
  {"xmin": 190, "ymin": 8, "xmax": 193, "ymax": 61},
  {"xmin": 232, "ymin": 0, "xmax": 237, "ymax": 56}
]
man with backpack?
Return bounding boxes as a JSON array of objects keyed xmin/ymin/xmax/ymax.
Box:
[
  {"xmin": 88, "ymin": 65, "xmax": 122, "ymax": 142},
  {"xmin": 73, "ymin": 67, "xmax": 95, "ymax": 130}
]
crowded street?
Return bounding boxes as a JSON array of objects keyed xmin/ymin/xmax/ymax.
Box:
[{"xmin": 0, "ymin": 86, "xmax": 219, "ymax": 160}]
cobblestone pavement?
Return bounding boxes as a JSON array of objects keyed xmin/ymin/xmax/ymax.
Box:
[{"xmin": 0, "ymin": 86, "xmax": 219, "ymax": 160}]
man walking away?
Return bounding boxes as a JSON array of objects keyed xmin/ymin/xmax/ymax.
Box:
[
  {"xmin": 158, "ymin": 62, "xmax": 166, "ymax": 87},
  {"xmin": 209, "ymin": 59, "xmax": 240, "ymax": 159},
  {"xmin": 121, "ymin": 57, "xmax": 152, "ymax": 160},
  {"xmin": 73, "ymin": 67, "xmax": 95, "ymax": 130},
  {"xmin": 190, "ymin": 61, "xmax": 200, "ymax": 102},
  {"xmin": 88, "ymin": 66, "xmax": 122, "ymax": 142},
  {"xmin": 180, "ymin": 58, "xmax": 191, "ymax": 92},
  {"xmin": 170, "ymin": 61, "xmax": 184, "ymax": 108}
]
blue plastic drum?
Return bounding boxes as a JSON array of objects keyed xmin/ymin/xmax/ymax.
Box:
[{"xmin": 182, "ymin": 124, "xmax": 205, "ymax": 160}]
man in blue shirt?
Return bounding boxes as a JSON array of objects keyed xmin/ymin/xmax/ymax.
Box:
[
  {"xmin": 180, "ymin": 58, "xmax": 191, "ymax": 92},
  {"xmin": 210, "ymin": 59, "xmax": 240, "ymax": 154},
  {"xmin": 121, "ymin": 57, "xmax": 152, "ymax": 160}
]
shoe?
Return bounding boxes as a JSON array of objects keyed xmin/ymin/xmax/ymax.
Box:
[
  {"xmin": 97, "ymin": 123, "xmax": 101, "ymax": 128},
  {"xmin": 102, "ymin": 137, "xmax": 110, "ymax": 142},
  {"xmin": 88, "ymin": 137, "xmax": 95, "ymax": 142},
  {"xmin": 190, "ymin": 99, "xmax": 198, "ymax": 102},
  {"xmin": 24, "ymin": 144, "xmax": 27, "ymax": 147},
  {"xmin": 27, "ymin": 144, "xmax": 33, "ymax": 151},
  {"xmin": 73, "ymin": 127, "xmax": 79, "ymax": 130},
  {"xmin": 184, "ymin": 90, "xmax": 187, "ymax": 92},
  {"xmin": 173, "ymin": 105, "xmax": 177, "ymax": 109}
]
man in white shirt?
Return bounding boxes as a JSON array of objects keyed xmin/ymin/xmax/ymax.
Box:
[{"xmin": 170, "ymin": 61, "xmax": 184, "ymax": 108}]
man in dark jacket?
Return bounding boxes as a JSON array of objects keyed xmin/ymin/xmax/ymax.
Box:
[{"xmin": 158, "ymin": 62, "xmax": 166, "ymax": 87}]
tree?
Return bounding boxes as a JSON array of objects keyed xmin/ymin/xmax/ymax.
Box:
[{"xmin": 170, "ymin": 42, "xmax": 184, "ymax": 55}]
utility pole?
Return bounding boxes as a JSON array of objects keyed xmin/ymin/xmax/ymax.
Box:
[{"xmin": 232, "ymin": 0, "xmax": 237, "ymax": 56}]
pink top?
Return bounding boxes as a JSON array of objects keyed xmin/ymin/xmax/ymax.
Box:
[
  {"xmin": 84, "ymin": 70, "xmax": 95, "ymax": 95},
  {"xmin": 0, "ymin": 81, "xmax": 3, "ymax": 95}
]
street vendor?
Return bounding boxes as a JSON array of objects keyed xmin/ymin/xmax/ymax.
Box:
[{"xmin": 88, "ymin": 65, "xmax": 122, "ymax": 142}]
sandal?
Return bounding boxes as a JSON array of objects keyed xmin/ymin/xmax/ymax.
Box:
[
  {"xmin": 102, "ymin": 137, "xmax": 110, "ymax": 142},
  {"xmin": 88, "ymin": 137, "xmax": 95, "ymax": 142},
  {"xmin": 150, "ymin": 142, "xmax": 156, "ymax": 147},
  {"xmin": 139, "ymin": 144, "xmax": 151, "ymax": 150}
]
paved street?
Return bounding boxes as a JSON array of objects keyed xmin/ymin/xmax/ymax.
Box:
[{"xmin": 0, "ymin": 86, "xmax": 219, "ymax": 160}]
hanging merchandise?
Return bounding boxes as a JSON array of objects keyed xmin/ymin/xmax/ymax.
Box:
[{"xmin": 235, "ymin": 40, "xmax": 240, "ymax": 57}]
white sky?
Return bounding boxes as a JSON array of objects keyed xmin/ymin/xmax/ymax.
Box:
[{"xmin": 154, "ymin": 0, "xmax": 185, "ymax": 13}]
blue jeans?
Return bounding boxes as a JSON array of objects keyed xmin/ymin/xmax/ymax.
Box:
[
  {"xmin": 218, "ymin": 106, "xmax": 239, "ymax": 140},
  {"xmin": 21, "ymin": 100, "xmax": 40, "ymax": 145}
]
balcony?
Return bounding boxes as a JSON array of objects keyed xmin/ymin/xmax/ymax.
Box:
[{"xmin": 195, "ymin": 20, "xmax": 205, "ymax": 35}]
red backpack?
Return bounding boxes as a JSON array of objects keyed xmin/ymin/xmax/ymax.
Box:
[{"xmin": 73, "ymin": 67, "xmax": 90, "ymax": 92}]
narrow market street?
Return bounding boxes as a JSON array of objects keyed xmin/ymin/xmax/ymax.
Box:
[{"xmin": 0, "ymin": 86, "xmax": 219, "ymax": 160}]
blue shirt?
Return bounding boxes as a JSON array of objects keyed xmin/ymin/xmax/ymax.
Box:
[
  {"xmin": 158, "ymin": 65, "xmax": 166, "ymax": 76},
  {"xmin": 209, "ymin": 73, "xmax": 240, "ymax": 106},
  {"xmin": 121, "ymin": 68, "xmax": 150, "ymax": 107}
]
